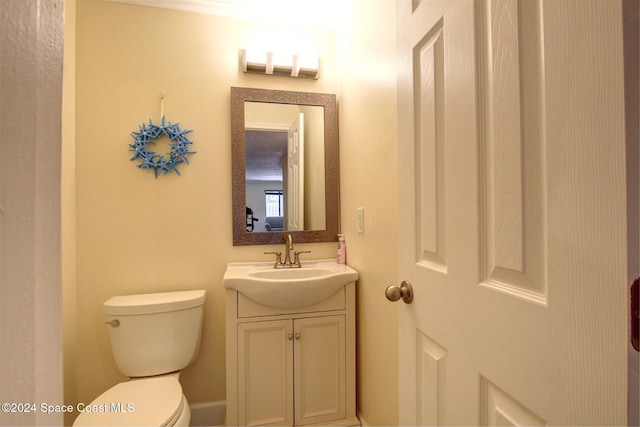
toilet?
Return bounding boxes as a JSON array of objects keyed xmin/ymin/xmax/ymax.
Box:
[{"xmin": 73, "ymin": 290, "xmax": 206, "ymax": 427}]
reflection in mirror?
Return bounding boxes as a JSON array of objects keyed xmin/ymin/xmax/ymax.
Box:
[
  {"xmin": 245, "ymin": 102, "xmax": 326, "ymax": 232},
  {"xmin": 231, "ymin": 87, "xmax": 339, "ymax": 246}
]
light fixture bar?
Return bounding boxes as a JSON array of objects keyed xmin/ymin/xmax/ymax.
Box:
[{"xmin": 241, "ymin": 49, "xmax": 319, "ymax": 79}]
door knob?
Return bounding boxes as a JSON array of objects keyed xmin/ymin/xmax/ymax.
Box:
[{"xmin": 385, "ymin": 281, "xmax": 414, "ymax": 304}]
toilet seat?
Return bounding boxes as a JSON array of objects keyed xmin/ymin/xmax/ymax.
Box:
[{"xmin": 73, "ymin": 376, "xmax": 185, "ymax": 426}]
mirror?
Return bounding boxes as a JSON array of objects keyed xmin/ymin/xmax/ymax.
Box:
[{"xmin": 231, "ymin": 87, "xmax": 340, "ymax": 246}]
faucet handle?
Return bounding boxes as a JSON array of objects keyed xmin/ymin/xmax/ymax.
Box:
[
  {"xmin": 293, "ymin": 250, "xmax": 311, "ymax": 267},
  {"xmin": 264, "ymin": 251, "xmax": 282, "ymax": 268}
]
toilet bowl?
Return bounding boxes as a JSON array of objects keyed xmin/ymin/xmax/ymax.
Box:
[{"xmin": 73, "ymin": 290, "xmax": 206, "ymax": 427}]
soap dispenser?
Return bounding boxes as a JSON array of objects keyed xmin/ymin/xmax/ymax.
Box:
[{"xmin": 337, "ymin": 234, "xmax": 346, "ymax": 264}]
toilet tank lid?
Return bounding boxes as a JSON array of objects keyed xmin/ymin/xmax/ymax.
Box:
[{"xmin": 103, "ymin": 290, "xmax": 206, "ymax": 315}]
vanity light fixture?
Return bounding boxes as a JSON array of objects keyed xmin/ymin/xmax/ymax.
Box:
[{"xmin": 241, "ymin": 49, "xmax": 320, "ymax": 79}]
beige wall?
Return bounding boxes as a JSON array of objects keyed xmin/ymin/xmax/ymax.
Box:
[
  {"xmin": 66, "ymin": 0, "xmax": 398, "ymax": 425},
  {"xmin": 338, "ymin": 1, "xmax": 399, "ymax": 425}
]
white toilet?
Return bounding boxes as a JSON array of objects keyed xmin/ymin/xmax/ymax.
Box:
[{"xmin": 73, "ymin": 290, "xmax": 206, "ymax": 427}]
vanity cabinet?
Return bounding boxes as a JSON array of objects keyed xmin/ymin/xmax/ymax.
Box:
[
  {"xmin": 225, "ymin": 282, "xmax": 358, "ymax": 426},
  {"xmin": 238, "ymin": 316, "xmax": 345, "ymax": 426}
]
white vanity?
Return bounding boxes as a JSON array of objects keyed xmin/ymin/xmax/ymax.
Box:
[{"xmin": 224, "ymin": 260, "xmax": 359, "ymax": 426}]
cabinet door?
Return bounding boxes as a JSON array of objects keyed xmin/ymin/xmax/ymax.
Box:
[
  {"xmin": 238, "ymin": 320, "xmax": 293, "ymax": 426},
  {"xmin": 294, "ymin": 315, "xmax": 346, "ymax": 425}
]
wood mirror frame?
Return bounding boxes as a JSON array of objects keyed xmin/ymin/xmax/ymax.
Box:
[{"xmin": 231, "ymin": 87, "xmax": 340, "ymax": 246}]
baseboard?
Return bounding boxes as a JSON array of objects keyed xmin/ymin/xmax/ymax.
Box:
[
  {"xmin": 356, "ymin": 411, "xmax": 369, "ymax": 427},
  {"xmin": 190, "ymin": 401, "xmax": 226, "ymax": 427}
]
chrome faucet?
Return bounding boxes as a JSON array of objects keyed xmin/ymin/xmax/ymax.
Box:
[
  {"xmin": 284, "ymin": 234, "xmax": 294, "ymax": 265},
  {"xmin": 264, "ymin": 234, "xmax": 311, "ymax": 268}
]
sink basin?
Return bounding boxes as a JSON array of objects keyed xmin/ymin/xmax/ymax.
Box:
[{"xmin": 223, "ymin": 260, "xmax": 358, "ymax": 308}]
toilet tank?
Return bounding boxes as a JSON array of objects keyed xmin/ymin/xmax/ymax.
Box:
[{"xmin": 103, "ymin": 290, "xmax": 206, "ymax": 378}]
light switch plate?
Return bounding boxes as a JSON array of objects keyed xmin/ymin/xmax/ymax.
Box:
[{"xmin": 357, "ymin": 207, "xmax": 365, "ymax": 233}]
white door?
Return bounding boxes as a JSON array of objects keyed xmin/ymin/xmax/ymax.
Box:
[
  {"xmin": 287, "ymin": 113, "xmax": 305, "ymax": 231},
  {"xmin": 396, "ymin": 0, "xmax": 629, "ymax": 425}
]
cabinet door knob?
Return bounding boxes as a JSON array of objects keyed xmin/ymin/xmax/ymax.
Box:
[
  {"xmin": 288, "ymin": 333, "xmax": 293, "ymax": 341},
  {"xmin": 295, "ymin": 333, "xmax": 301, "ymax": 340}
]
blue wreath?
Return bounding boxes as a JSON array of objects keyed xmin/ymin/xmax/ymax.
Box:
[{"xmin": 129, "ymin": 116, "xmax": 196, "ymax": 178}]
